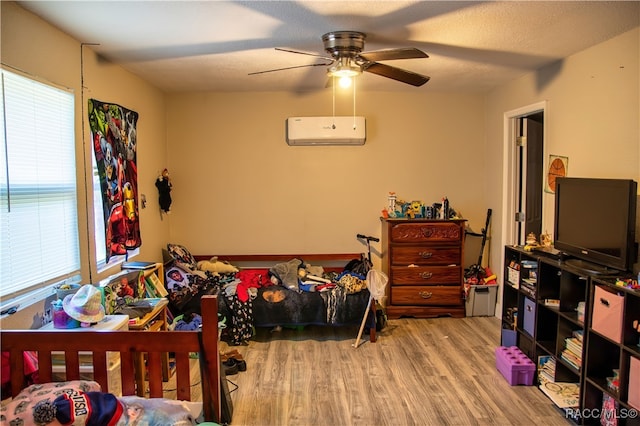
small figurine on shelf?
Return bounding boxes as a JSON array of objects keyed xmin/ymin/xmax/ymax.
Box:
[
  {"xmin": 540, "ymin": 231, "xmax": 552, "ymax": 247},
  {"xmin": 633, "ymin": 319, "xmax": 640, "ymax": 348},
  {"xmin": 524, "ymin": 232, "xmax": 540, "ymax": 251},
  {"xmin": 155, "ymin": 168, "xmax": 172, "ymax": 214},
  {"xmin": 397, "ymin": 199, "xmax": 410, "ymax": 218},
  {"xmin": 407, "ymin": 200, "xmax": 423, "ymax": 218}
]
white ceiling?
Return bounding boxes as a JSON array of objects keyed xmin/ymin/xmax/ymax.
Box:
[{"xmin": 17, "ymin": 1, "xmax": 640, "ymax": 93}]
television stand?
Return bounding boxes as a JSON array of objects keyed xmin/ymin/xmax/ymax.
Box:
[{"xmin": 563, "ymin": 258, "xmax": 618, "ymax": 275}]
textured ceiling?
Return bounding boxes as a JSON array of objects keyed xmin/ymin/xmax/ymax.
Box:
[{"xmin": 16, "ymin": 1, "xmax": 640, "ymax": 93}]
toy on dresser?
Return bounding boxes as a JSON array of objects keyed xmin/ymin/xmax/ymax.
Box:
[{"xmin": 382, "ymin": 191, "xmax": 461, "ymax": 219}]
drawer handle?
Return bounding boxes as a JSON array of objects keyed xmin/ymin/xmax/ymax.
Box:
[
  {"xmin": 419, "ymin": 291, "xmax": 433, "ymax": 299},
  {"xmin": 599, "ymin": 298, "xmax": 610, "ymax": 307},
  {"xmin": 421, "ymin": 229, "xmax": 433, "ymax": 238},
  {"xmin": 419, "ymin": 251, "xmax": 433, "ymax": 259},
  {"xmin": 420, "ymin": 272, "xmax": 433, "ymax": 279}
]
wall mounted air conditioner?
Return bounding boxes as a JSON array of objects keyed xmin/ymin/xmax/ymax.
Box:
[{"xmin": 286, "ymin": 116, "xmax": 366, "ymax": 145}]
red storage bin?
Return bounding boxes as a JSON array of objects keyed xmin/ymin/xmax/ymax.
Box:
[{"xmin": 591, "ymin": 285, "xmax": 624, "ymax": 343}]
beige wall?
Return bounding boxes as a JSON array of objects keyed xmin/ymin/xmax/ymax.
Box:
[
  {"xmin": 1, "ymin": 1, "xmax": 169, "ymax": 284},
  {"xmin": 485, "ymin": 28, "xmax": 640, "ymax": 315},
  {"xmin": 2, "ymin": 1, "xmax": 638, "ymax": 324},
  {"xmin": 165, "ymin": 90, "xmax": 486, "ymax": 263}
]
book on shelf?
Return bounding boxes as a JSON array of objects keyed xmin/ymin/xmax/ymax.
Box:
[
  {"xmin": 539, "ymin": 381, "xmax": 579, "ymax": 409},
  {"xmin": 600, "ymin": 393, "xmax": 619, "ymax": 426},
  {"xmin": 122, "ymin": 261, "xmax": 157, "ymax": 270},
  {"xmin": 520, "ymin": 281, "xmax": 536, "ymax": 298},
  {"xmin": 560, "ymin": 349, "xmax": 581, "ymax": 370},
  {"xmin": 572, "ymin": 329, "xmax": 583, "ymax": 342},
  {"xmin": 144, "ymin": 279, "xmax": 158, "ymax": 298},
  {"xmin": 146, "ymin": 272, "xmax": 168, "ymax": 297},
  {"xmin": 564, "ymin": 337, "xmax": 583, "ymax": 356},
  {"xmin": 538, "ymin": 355, "xmax": 555, "ymax": 384}
]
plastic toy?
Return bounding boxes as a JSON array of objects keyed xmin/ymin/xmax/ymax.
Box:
[
  {"xmin": 387, "ymin": 192, "xmax": 397, "ymax": 213},
  {"xmin": 409, "ymin": 200, "xmax": 423, "ymax": 218},
  {"xmin": 524, "ymin": 232, "xmax": 540, "ymax": 251}
]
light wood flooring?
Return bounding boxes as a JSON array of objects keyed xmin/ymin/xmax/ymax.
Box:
[{"xmin": 218, "ymin": 316, "xmax": 572, "ymax": 426}]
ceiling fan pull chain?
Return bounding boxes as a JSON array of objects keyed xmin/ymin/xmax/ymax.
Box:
[
  {"xmin": 352, "ymin": 77, "xmax": 356, "ymax": 128},
  {"xmin": 332, "ymin": 76, "xmax": 336, "ymax": 125}
]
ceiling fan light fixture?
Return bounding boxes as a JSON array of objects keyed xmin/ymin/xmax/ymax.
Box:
[
  {"xmin": 330, "ymin": 66, "xmax": 360, "ymax": 78},
  {"xmin": 328, "ymin": 58, "xmax": 361, "ymax": 79},
  {"xmin": 252, "ymin": 30, "xmax": 430, "ymax": 88},
  {"xmin": 338, "ymin": 75, "xmax": 353, "ymax": 88}
]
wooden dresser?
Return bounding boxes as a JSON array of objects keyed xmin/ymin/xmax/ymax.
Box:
[{"xmin": 381, "ymin": 218, "xmax": 466, "ymax": 319}]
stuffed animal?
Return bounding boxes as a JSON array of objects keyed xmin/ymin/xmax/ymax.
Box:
[
  {"xmin": 197, "ymin": 257, "xmax": 239, "ymax": 274},
  {"xmin": 155, "ymin": 168, "xmax": 172, "ymax": 213}
]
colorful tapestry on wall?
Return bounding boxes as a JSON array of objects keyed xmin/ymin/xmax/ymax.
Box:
[{"xmin": 88, "ymin": 99, "xmax": 141, "ymax": 261}]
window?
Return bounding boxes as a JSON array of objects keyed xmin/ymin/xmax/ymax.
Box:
[{"xmin": 0, "ymin": 69, "xmax": 80, "ymax": 299}]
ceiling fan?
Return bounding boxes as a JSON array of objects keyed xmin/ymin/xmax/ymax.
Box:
[{"xmin": 249, "ymin": 31, "xmax": 430, "ymax": 87}]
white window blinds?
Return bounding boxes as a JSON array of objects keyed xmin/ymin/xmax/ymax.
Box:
[{"xmin": 0, "ymin": 69, "xmax": 80, "ymax": 299}]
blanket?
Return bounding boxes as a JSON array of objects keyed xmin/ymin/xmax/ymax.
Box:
[{"xmin": 2, "ymin": 382, "xmax": 202, "ymax": 426}]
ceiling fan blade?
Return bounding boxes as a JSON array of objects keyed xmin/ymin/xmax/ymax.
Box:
[
  {"xmin": 275, "ymin": 47, "xmax": 334, "ymax": 61},
  {"xmin": 359, "ymin": 47, "xmax": 428, "ymax": 62},
  {"xmin": 363, "ymin": 62, "xmax": 430, "ymax": 87},
  {"xmin": 248, "ymin": 62, "xmax": 331, "ymax": 76}
]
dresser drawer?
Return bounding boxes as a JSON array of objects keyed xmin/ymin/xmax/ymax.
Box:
[
  {"xmin": 391, "ymin": 265, "xmax": 461, "ymax": 285},
  {"xmin": 391, "ymin": 245, "xmax": 460, "ymax": 265},
  {"xmin": 391, "ymin": 286, "xmax": 462, "ymax": 306},
  {"xmin": 390, "ymin": 222, "xmax": 463, "ymax": 243}
]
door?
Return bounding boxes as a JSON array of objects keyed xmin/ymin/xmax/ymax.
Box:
[
  {"xmin": 509, "ymin": 112, "xmax": 544, "ymax": 245},
  {"xmin": 519, "ymin": 113, "xmax": 544, "ymax": 244}
]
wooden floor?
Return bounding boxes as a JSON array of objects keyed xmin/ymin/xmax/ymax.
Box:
[{"xmin": 220, "ymin": 316, "xmax": 572, "ymax": 426}]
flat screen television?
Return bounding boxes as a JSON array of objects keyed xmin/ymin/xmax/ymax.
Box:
[{"xmin": 554, "ymin": 177, "xmax": 637, "ymax": 274}]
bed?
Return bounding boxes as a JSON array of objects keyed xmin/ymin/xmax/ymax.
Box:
[
  {"xmin": 162, "ymin": 245, "xmax": 378, "ymax": 345},
  {"xmin": 1, "ymin": 295, "xmax": 221, "ymax": 425}
]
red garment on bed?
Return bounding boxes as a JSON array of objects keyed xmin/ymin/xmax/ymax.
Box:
[
  {"xmin": 235, "ymin": 269, "xmax": 271, "ymax": 302},
  {"xmin": 1, "ymin": 350, "xmax": 39, "ymax": 386}
]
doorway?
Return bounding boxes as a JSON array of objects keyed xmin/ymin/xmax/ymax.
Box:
[
  {"xmin": 501, "ymin": 101, "xmax": 547, "ymax": 248},
  {"xmin": 518, "ymin": 113, "xmax": 544, "ymax": 244}
]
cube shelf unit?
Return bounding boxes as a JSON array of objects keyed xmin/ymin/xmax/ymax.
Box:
[
  {"xmin": 582, "ymin": 277, "xmax": 640, "ymax": 426},
  {"xmin": 501, "ymin": 246, "xmax": 533, "ymax": 355},
  {"xmin": 501, "ymin": 246, "xmax": 592, "ymax": 420}
]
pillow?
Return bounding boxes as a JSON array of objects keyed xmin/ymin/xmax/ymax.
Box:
[
  {"xmin": 165, "ymin": 264, "xmax": 202, "ymax": 312},
  {"xmin": 166, "ymin": 244, "xmax": 198, "ymax": 270},
  {"xmin": 165, "ymin": 265, "xmax": 192, "ymax": 294},
  {"xmin": 117, "ymin": 396, "xmax": 200, "ymax": 425},
  {"xmin": 1, "ymin": 380, "xmax": 101, "ymax": 426}
]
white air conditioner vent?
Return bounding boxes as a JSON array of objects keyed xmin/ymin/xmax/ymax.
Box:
[{"xmin": 286, "ymin": 116, "xmax": 366, "ymax": 145}]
